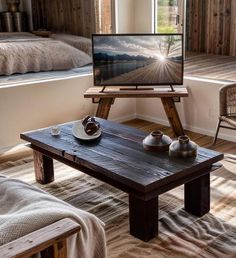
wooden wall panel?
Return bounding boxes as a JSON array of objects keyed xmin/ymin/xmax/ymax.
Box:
[
  {"xmin": 230, "ymin": 0, "xmax": 236, "ymax": 56},
  {"xmin": 187, "ymin": 0, "xmax": 236, "ymax": 56},
  {"xmin": 186, "ymin": 0, "xmax": 206, "ymax": 52},
  {"xmin": 31, "ymin": 0, "xmax": 112, "ymax": 37},
  {"xmin": 100, "ymin": 0, "xmax": 112, "ymax": 33}
]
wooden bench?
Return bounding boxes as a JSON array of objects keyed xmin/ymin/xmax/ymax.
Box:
[
  {"xmin": 0, "ymin": 218, "xmax": 81, "ymax": 258},
  {"xmin": 84, "ymin": 86, "xmax": 189, "ymax": 137}
]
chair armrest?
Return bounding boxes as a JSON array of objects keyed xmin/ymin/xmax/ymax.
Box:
[{"xmin": 0, "ymin": 218, "xmax": 81, "ymax": 258}]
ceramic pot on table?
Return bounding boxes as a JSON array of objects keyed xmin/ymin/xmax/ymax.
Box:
[
  {"xmin": 143, "ymin": 130, "xmax": 172, "ymax": 152},
  {"xmin": 169, "ymin": 135, "xmax": 198, "ymax": 158}
]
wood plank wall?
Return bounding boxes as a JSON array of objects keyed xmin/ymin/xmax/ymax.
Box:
[
  {"xmin": 31, "ymin": 0, "xmax": 112, "ymax": 37},
  {"xmin": 230, "ymin": 0, "xmax": 236, "ymax": 55},
  {"xmin": 187, "ymin": 0, "xmax": 236, "ymax": 56}
]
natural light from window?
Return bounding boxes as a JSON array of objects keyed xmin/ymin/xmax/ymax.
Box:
[{"xmin": 155, "ymin": 0, "xmax": 183, "ymax": 33}]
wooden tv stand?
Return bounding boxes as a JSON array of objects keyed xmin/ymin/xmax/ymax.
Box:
[{"xmin": 84, "ymin": 86, "xmax": 189, "ymax": 137}]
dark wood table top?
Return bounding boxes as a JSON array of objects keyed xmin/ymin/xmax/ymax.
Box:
[{"xmin": 21, "ymin": 119, "xmax": 224, "ymax": 196}]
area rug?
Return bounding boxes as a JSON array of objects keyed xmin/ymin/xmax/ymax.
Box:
[{"xmin": 0, "ymin": 157, "xmax": 235, "ymax": 258}]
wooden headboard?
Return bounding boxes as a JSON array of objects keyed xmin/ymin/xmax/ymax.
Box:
[{"xmin": 31, "ymin": 0, "xmax": 98, "ymax": 38}]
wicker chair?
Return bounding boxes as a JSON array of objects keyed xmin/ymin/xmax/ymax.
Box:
[{"xmin": 213, "ymin": 83, "xmax": 236, "ymax": 144}]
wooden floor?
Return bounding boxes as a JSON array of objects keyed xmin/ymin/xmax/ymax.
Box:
[
  {"xmin": 0, "ymin": 119, "xmax": 235, "ymax": 165},
  {"xmin": 185, "ymin": 53, "xmax": 236, "ymax": 82}
]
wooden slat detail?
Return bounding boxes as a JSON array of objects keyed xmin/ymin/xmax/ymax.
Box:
[
  {"xmin": 230, "ymin": 0, "xmax": 236, "ymax": 56},
  {"xmin": 53, "ymin": 239, "xmax": 67, "ymax": 258},
  {"xmin": 0, "ymin": 219, "xmax": 81, "ymax": 258},
  {"xmin": 187, "ymin": 0, "xmax": 235, "ymax": 56}
]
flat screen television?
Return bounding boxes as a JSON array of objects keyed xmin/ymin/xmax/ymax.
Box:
[{"xmin": 92, "ymin": 34, "xmax": 183, "ymax": 87}]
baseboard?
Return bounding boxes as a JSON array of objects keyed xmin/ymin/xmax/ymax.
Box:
[
  {"xmin": 136, "ymin": 114, "xmax": 170, "ymax": 126},
  {"xmin": 111, "ymin": 114, "xmax": 137, "ymax": 123},
  {"xmin": 136, "ymin": 114, "xmax": 236, "ymax": 143}
]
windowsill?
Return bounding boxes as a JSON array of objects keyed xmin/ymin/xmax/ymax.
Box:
[
  {"xmin": 0, "ymin": 65, "xmax": 93, "ymax": 89},
  {"xmin": 185, "ymin": 53, "xmax": 236, "ymax": 83},
  {"xmin": 0, "ymin": 65, "xmax": 233, "ymax": 89},
  {"xmin": 184, "ymin": 76, "xmax": 233, "ymax": 84}
]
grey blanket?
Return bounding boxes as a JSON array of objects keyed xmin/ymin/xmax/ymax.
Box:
[{"xmin": 0, "ymin": 176, "xmax": 106, "ymax": 258}]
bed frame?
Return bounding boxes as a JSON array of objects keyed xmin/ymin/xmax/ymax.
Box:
[{"xmin": 0, "ymin": 218, "xmax": 81, "ymax": 258}]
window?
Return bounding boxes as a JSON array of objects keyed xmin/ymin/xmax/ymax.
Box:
[{"xmin": 154, "ymin": 0, "xmax": 184, "ymax": 33}]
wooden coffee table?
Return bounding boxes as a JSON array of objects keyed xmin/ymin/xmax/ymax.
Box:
[{"xmin": 21, "ymin": 119, "xmax": 224, "ymax": 242}]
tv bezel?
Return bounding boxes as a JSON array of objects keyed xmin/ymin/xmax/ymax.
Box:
[{"xmin": 92, "ymin": 33, "xmax": 184, "ymax": 87}]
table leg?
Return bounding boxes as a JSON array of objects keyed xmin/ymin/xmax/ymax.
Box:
[
  {"xmin": 33, "ymin": 150, "xmax": 54, "ymax": 184},
  {"xmin": 96, "ymin": 98, "xmax": 115, "ymax": 119},
  {"xmin": 184, "ymin": 173, "xmax": 210, "ymax": 217},
  {"xmin": 161, "ymin": 97, "xmax": 184, "ymax": 137},
  {"xmin": 129, "ymin": 195, "xmax": 158, "ymax": 241}
]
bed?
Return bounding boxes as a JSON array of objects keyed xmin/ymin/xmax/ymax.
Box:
[{"xmin": 0, "ymin": 32, "xmax": 92, "ymax": 76}]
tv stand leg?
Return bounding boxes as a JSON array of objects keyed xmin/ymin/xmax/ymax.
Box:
[
  {"xmin": 161, "ymin": 97, "xmax": 184, "ymax": 137},
  {"xmin": 96, "ymin": 98, "xmax": 115, "ymax": 119}
]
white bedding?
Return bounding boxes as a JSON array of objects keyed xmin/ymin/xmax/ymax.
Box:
[
  {"xmin": 0, "ymin": 176, "xmax": 106, "ymax": 258},
  {"xmin": 0, "ymin": 33, "xmax": 92, "ymax": 76}
]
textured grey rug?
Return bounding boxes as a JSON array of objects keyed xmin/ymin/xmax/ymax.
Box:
[{"xmin": 0, "ymin": 157, "xmax": 235, "ymax": 258}]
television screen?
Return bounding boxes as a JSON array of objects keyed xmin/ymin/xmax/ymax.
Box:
[{"xmin": 92, "ymin": 34, "xmax": 183, "ymax": 87}]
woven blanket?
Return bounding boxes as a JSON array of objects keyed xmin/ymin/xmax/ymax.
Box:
[
  {"xmin": 0, "ymin": 175, "xmax": 106, "ymax": 258},
  {"xmin": 0, "ymin": 35, "xmax": 91, "ymax": 75},
  {"xmin": 0, "ymin": 156, "xmax": 235, "ymax": 258}
]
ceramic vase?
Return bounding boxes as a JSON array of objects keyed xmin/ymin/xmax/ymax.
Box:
[
  {"xmin": 143, "ymin": 131, "xmax": 172, "ymax": 152},
  {"xmin": 169, "ymin": 135, "xmax": 198, "ymax": 158}
]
